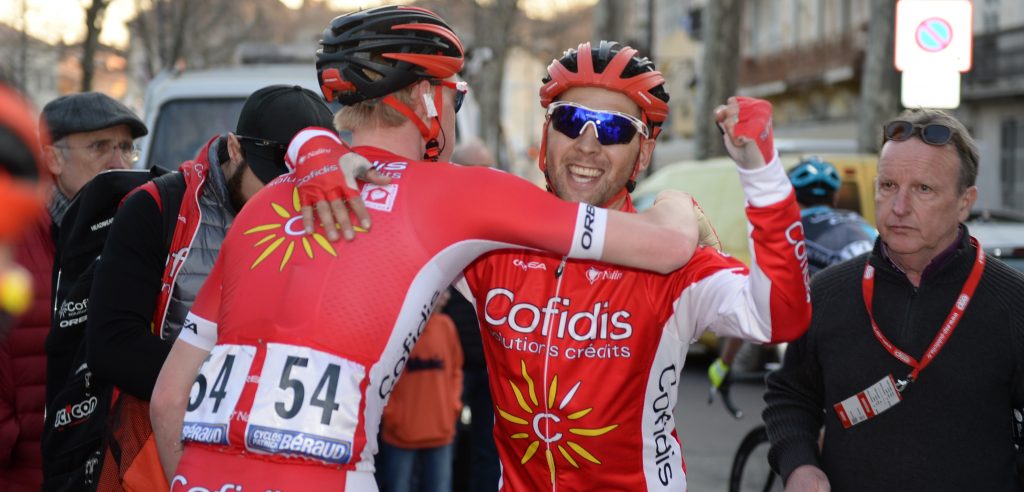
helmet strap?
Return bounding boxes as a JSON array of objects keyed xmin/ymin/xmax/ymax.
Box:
[
  {"xmin": 382, "ymin": 83, "xmax": 446, "ymax": 161},
  {"xmin": 623, "ymin": 130, "xmax": 652, "ymax": 194},
  {"xmin": 538, "ymin": 119, "xmax": 553, "ymax": 191}
]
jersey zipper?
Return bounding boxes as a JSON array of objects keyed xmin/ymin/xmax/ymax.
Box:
[{"xmin": 542, "ymin": 256, "xmax": 568, "ymax": 491}]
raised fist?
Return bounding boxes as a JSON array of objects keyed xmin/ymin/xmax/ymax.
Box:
[{"xmin": 714, "ymin": 96, "xmax": 776, "ymax": 170}]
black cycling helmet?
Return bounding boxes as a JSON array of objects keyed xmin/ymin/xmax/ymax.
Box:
[
  {"xmin": 789, "ymin": 156, "xmax": 841, "ymax": 200},
  {"xmin": 316, "ymin": 5, "xmax": 465, "ymax": 105}
]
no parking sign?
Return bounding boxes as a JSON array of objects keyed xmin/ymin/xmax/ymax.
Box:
[
  {"xmin": 894, "ymin": 0, "xmax": 973, "ymax": 108},
  {"xmin": 895, "ymin": 0, "xmax": 972, "ymax": 71}
]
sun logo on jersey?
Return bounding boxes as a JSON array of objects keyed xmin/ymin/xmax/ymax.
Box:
[
  {"xmin": 242, "ymin": 188, "xmax": 364, "ymax": 271},
  {"xmin": 495, "ymin": 360, "xmax": 618, "ymax": 484}
]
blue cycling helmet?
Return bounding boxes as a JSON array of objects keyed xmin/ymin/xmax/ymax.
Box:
[{"xmin": 788, "ymin": 157, "xmax": 841, "ymax": 197}]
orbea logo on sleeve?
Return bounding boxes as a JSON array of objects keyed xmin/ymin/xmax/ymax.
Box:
[{"xmin": 362, "ymin": 184, "xmax": 399, "ymax": 212}]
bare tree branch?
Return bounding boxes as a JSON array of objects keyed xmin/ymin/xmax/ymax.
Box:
[
  {"xmin": 81, "ymin": 0, "xmax": 111, "ymax": 92},
  {"xmin": 695, "ymin": 0, "xmax": 741, "ymax": 159}
]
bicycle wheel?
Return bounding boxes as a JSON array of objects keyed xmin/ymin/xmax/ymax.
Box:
[{"xmin": 729, "ymin": 425, "xmax": 783, "ymax": 492}]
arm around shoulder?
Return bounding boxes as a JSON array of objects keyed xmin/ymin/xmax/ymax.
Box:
[{"xmin": 601, "ymin": 190, "xmax": 699, "ymax": 274}]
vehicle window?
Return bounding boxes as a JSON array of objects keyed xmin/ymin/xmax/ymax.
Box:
[{"xmin": 146, "ymin": 98, "xmax": 246, "ymax": 170}]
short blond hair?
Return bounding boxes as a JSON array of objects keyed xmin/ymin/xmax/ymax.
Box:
[{"xmin": 334, "ymin": 83, "xmax": 419, "ymax": 132}]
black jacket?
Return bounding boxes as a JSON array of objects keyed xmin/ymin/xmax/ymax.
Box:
[{"xmin": 764, "ymin": 228, "xmax": 1024, "ymax": 491}]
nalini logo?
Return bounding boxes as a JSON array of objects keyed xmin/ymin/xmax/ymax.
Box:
[
  {"xmin": 584, "ymin": 267, "xmax": 622, "ymax": 285},
  {"xmin": 496, "ymin": 360, "xmax": 618, "ymax": 484},
  {"xmin": 243, "ymin": 188, "xmax": 366, "ymax": 271},
  {"xmin": 362, "ymin": 184, "xmax": 399, "ymax": 212}
]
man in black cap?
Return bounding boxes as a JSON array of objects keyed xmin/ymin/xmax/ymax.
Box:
[{"xmin": 77, "ymin": 85, "xmax": 334, "ymax": 489}]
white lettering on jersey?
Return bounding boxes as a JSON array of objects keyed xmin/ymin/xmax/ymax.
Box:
[
  {"xmin": 513, "ymin": 259, "xmax": 547, "ymax": 271},
  {"xmin": 482, "ymin": 288, "xmax": 633, "ymax": 341},
  {"xmin": 53, "ymin": 395, "xmax": 98, "ymax": 429},
  {"xmin": 378, "ymin": 290, "xmax": 440, "ymax": 399},
  {"xmin": 584, "ymin": 267, "xmax": 623, "ymax": 285},
  {"xmin": 570, "ymin": 205, "xmax": 607, "ymax": 260},
  {"xmin": 784, "ymin": 220, "xmax": 811, "ymax": 302},
  {"xmin": 370, "ymin": 160, "xmax": 407, "ymax": 179}
]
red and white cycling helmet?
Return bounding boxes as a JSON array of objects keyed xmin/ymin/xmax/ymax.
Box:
[
  {"xmin": 540, "ymin": 41, "xmax": 669, "ymax": 137},
  {"xmin": 538, "ymin": 41, "xmax": 670, "ymax": 192}
]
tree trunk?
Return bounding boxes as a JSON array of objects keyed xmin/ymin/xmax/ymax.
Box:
[
  {"xmin": 857, "ymin": 0, "xmax": 900, "ymax": 153},
  {"xmin": 694, "ymin": 0, "xmax": 741, "ymax": 160},
  {"xmin": 468, "ymin": 0, "xmax": 519, "ymax": 171},
  {"xmin": 81, "ymin": 0, "xmax": 110, "ymax": 92},
  {"xmin": 17, "ymin": 0, "xmax": 28, "ymax": 91},
  {"xmin": 594, "ymin": 0, "xmax": 629, "ymax": 43}
]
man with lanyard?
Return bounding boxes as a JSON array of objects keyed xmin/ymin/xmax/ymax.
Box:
[
  {"xmin": 303, "ymin": 40, "xmax": 813, "ymax": 491},
  {"xmin": 149, "ymin": 6, "xmax": 705, "ymax": 491},
  {"xmin": 764, "ymin": 109, "xmax": 1024, "ymax": 491}
]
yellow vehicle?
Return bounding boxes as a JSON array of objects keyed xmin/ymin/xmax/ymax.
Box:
[
  {"xmin": 633, "ymin": 153, "xmax": 877, "ymax": 354},
  {"xmin": 633, "ymin": 153, "xmax": 878, "ymax": 265}
]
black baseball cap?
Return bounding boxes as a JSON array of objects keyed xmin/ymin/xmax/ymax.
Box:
[
  {"xmin": 41, "ymin": 92, "xmax": 147, "ymax": 143},
  {"xmin": 235, "ymin": 85, "xmax": 334, "ymax": 184}
]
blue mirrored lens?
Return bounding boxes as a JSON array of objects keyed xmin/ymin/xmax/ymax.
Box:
[{"xmin": 550, "ymin": 105, "xmax": 638, "ymax": 145}]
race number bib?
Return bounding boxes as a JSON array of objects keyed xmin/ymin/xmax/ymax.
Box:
[
  {"xmin": 182, "ymin": 344, "xmax": 256, "ymax": 445},
  {"xmin": 245, "ymin": 343, "xmax": 365, "ymax": 465}
]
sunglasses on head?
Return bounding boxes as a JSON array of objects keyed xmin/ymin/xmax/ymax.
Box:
[
  {"xmin": 432, "ymin": 79, "xmax": 469, "ymax": 113},
  {"xmin": 883, "ymin": 121, "xmax": 954, "ymax": 146},
  {"xmin": 546, "ymin": 101, "xmax": 649, "ymax": 145},
  {"xmin": 235, "ymin": 135, "xmax": 287, "ymax": 151}
]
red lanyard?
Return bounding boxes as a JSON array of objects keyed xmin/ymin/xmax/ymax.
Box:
[{"xmin": 861, "ymin": 237, "xmax": 985, "ymax": 389}]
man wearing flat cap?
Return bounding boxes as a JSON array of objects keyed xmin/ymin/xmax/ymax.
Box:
[
  {"xmin": 43, "ymin": 91, "xmax": 148, "ymax": 217},
  {"xmin": 0, "ymin": 91, "xmax": 146, "ymax": 492},
  {"xmin": 83, "ymin": 85, "xmax": 335, "ymax": 490}
]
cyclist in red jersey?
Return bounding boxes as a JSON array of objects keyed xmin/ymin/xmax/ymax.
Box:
[
  {"xmin": 149, "ymin": 7, "xmax": 704, "ymax": 491},
  {"xmin": 304, "ymin": 41, "xmax": 813, "ymax": 491}
]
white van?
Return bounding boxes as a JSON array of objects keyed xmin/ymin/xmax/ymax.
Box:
[{"xmin": 136, "ymin": 64, "xmax": 479, "ymax": 171}]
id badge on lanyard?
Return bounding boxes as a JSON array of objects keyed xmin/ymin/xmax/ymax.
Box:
[{"xmin": 833, "ymin": 237, "xmax": 985, "ymax": 429}]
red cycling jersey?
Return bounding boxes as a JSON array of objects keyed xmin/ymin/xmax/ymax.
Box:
[
  {"xmin": 171, "ymin": 129, "xmax": 613, "ymax": 491},
  {"xmin": 458, "ymin": 157, "xmax": 811, "ymax": 491}
]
